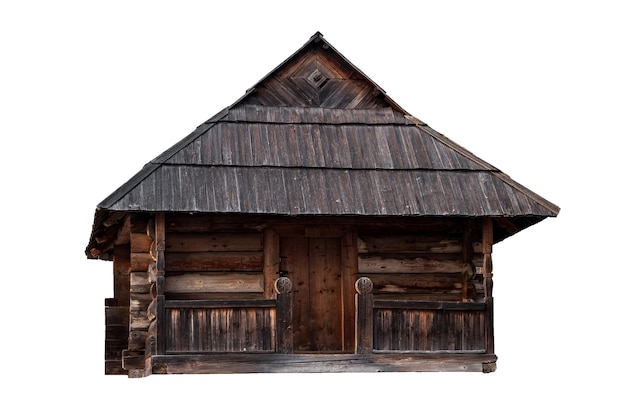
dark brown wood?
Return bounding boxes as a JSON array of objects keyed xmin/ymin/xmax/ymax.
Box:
[
  {"xmin": 165, "ymin": 306, "xmax": 276, "ymax": 353},
  {"xmin": 263, "ymin": 228, "xmax": 280, "ymax": 298},
  {"xmin": 155, "ymin": 213, "xmax": 166, "ymax": 356},
  {"xmin": 151, "ymin": 353, "xmax": 497, "ymax": 374},
  {"xmin": 355, "ymin": 277, "xmax": 373, "ymax": 354},
  {"xmin": 341, "ymin": 230, "xmax": 358, "ymax": 351},
  {"xmin": 373, "ymin": 300, "xmax": 486, "ymax": 311},
  {"xmin": 275, "ymin": 277, "xmax": 293, "ymax": 353},
  {"xmin": 164, "ymin": 272, "xmax": 263, "ymax": 294},
  {"xmin": 165, "ymin": 299, "xmax": 276, "ymax": 308},
  {"xmin": 166, "ymin": 232, "xmax": 262, "ymax": 252},
  {"xmin": 165, "ymin": 252, "xmax": 263, "ymax": 272},
  {"xmin": 86, "ymin": 33, "xmax": 560, "ymax": 376},
  {"xmin": 482, "ymin": 218, "xmax": 494, "ymax": 355}
]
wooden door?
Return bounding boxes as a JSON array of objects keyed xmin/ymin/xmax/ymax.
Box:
[{"xmin": 280, "ymin": 237, "xmax": 343, "ymax": 352}]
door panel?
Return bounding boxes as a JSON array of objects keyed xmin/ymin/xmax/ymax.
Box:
[{"xmin": 280, "ymin": 237, "xmax": 343, "ymax": 352}]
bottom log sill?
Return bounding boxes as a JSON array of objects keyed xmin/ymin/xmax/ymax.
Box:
[{"xmin": 149, "ymin": 352, "xmax": 497, "ymax": 374}]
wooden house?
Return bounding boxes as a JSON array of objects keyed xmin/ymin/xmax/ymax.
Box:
[{"xmin": 86, "ymin": 32, "xmax": 559, "ymax": 377}]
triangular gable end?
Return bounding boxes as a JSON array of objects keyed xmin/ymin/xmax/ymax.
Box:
[{"xmin": 234, "ymin": 32, "xmax": 407, "ymax": 112}]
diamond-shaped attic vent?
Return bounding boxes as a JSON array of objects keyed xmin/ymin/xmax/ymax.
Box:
[{"xmin": 306, "ymin": 69, "xmax": 329, "ymax": 89}]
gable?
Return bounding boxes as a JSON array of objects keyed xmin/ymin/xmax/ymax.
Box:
[{"xmin": 236, "ymin": 32, "xmax": 402, "ymax": 111}]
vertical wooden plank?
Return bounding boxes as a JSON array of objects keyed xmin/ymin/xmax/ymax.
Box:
[
  {"xmin": 355, "ymin": 277, "xmax": 373, "ymax": 354},
  {"xmin": 263, "ymin": 228, "xmax": 280, "ymax": 299},
  {"xmin": 341, "ymin": 230, "xmax": 358, "ymax": 351},
  {"xmin": 280, "ymin": 237, "xmax": 309, "ymax": 351},
  {"xmin": 309, "ymin": 238, "xmax": 342, "ymax": 351},
  {"xmin": 462, "ymin": 220, "xmax": 472, "ymax": 301},
  {"xmin": 275, "ymin": 277, "xmax": 293, "ymax": 353},
  {"xmin": 482, "ymin": 218, "xmax": 495, "ymax": 354},
  {"xmin": 155, "ymin": 212, "xmax": 166, "ymax": 355}
]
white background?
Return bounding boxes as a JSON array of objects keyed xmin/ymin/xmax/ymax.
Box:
[{"xmin": 1, "ymin": 1, "xmax": 624, "ymax": 415}]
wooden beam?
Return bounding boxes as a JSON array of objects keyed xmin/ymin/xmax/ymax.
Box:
[
  {"xmin": 341, "ymin": 230, "xmax": 358, "ymax": 351},
  {"xmin": 355, "ymin": 277, "xmax": 373, "ymax": 354},
  {"xmin": 275, "ymin": 277, "xmax": 293, "ymax": 354},
  {"xmin": 482, "ymin": 218, "xmax": 494, "ymax": 355},
  {"xmin": 155, "ymin": 213, "xmax": 166, "ymax": 356},
  {"xmin": 263, "ymin": 228, "xmax": 280, "ymax": 298},
  {"xmin": 151, "ymin": 353, "xmax": 497, "ymax": 374}
]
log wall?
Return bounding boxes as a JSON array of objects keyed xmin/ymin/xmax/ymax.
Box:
[
  {"xmin": 164, "ymin": 217, "xmax": 265, "ymax": 299},
  {"xmin": 358, "ymin": 231, "xmax": 475, "ymax": 301}
]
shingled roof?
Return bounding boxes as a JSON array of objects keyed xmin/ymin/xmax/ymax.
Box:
[{"xmin": 86, "ymin": 32, "xmax": 559, "ymax": 259}]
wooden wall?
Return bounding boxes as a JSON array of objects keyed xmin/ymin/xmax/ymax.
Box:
[
  {"xmin": 107, "ymin": 214, "xmax": 490, "ymax": 369},
  {"xmin": 164, "ymin": 216, "xmax": 265, "ymax": 299},
  {"xmin": 357, "ymin": 221, "xmax": 483, "ymax": 302}
]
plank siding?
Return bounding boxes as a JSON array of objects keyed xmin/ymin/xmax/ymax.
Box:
[
  {"xmin": 166, "ymin": 306, "xmax": 276, "ymax": 353},
  {"xmin": 373, "ymin": 308, "xmax": 486, "ymax": 352}
]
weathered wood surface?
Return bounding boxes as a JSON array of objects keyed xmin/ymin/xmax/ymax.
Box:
[
  {"xmin": 358, "ymin": 234, "xmax": 463, "ymax": 254},
  {"xmin": 373, "ymin": 308, "xmax": 486, "ymax": 352},
  {"xmin": 263, "ymin": 228, "xmax": 280, "ymax": 298},
  {"xmin": 151, "ymin": 353, "xmax": 497, "ymax": 374},
  {"xmin": 281, "ymin": 237, "xmax": 344, "ymax": 352},
  {"xmin": 165, "ymin": 252, "xmax": 263, "ymax": 272},
  {"xmin": 355, "ymin": 277, "xmax": 373, "ymax": 354},
  {"xmin": 166, "ymin": 306, "xmax": 276, "ymax": 353},
  {"xmin": 359, "ymin": 254, "xmax": 465, "ymax": 274},
  {"xmin": 275, "ymin": 277, "xmax": 293, "ymax": 354},
  {"xmin": 164, "ymin": 272, "xmax": 263, "ymax": 293},
  {"xmin": 166, "ymin": 232, "xmax": 262, "ymax": 252}
]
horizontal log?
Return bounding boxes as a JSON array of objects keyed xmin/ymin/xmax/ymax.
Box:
[
  {"xmin": 367, "ymin": 273, "xmax": 463, "ymax": 293},
  {"xmin": 373, "ymin": 293, "xmax": 463, "ymax": 301},
  {"xmin": 164, "ymin": 292, "xmax": 266, "ymax": 301},
  {"xmin": 130, "ymin": 310, "xmax": 151, "ymax": 331},
  {"xmin": 373, "ymin": 300, "xmax": 486, "ymax": 311},
  {"xmin": 130, "ymin": 271, "xmax": 147, "ymax": 284},
  {"xmin": 358, "ymin": 235, "xmax": 462, "ymax": 254},
  {"xmin": 163, "ymin": 214, "xmax": 466, "ymax": 233},
  {"xmin": 128, "ymin": 330, "xmax": 148, "ymax": 351},
  {"xmin": 130, "ymin": 232, "xmax": 152, "ymax": 253},
  {"xmin": 130, "ymin": 295, "xmax": 151, "ymax": 312},
  {"xmin": 359, "ymin": 255, "xmax": 465, "ymax": 274},
  {"xmin": 130, "ymin": 252, "xmax": 152, "ymax": 271},
  {"xmin": 165, "ymin": 251, "xmax": 263, "ymax": 272},
  {"xmin": 165, "ymin": 299, "xmax": 276, "ymax": 309},
  {"xmin": 166, "ymin": 232, "xmax": 262, "ymax": 252},
  {"xmin": 151, "ymin": 353, "xmax": 496, "ymax": 374},
  {"xmin": 165, "ymin": 272, "xmax": 263, "ymax": 293}
]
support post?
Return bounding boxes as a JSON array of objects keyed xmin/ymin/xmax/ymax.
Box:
[
  {"xmin": 482, "ymin": 218, "xmax": 495, "ymax": 355},
  {"xmin": 355, "ymin": 277, "xmax": 373, "ymax": 354},
  {"xmin": 275, "ymin": 277, "xmax": 293, "ymax": 354},
  {"xmin": 155, "ymin": 212, "xmax": 166, "ymax": 356}
]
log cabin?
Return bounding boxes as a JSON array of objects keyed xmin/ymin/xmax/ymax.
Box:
[{"xmin": 86, "ymin": 32, "xmax": 559, "ymax": 377}]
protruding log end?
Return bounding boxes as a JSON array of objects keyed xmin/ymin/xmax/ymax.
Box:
[
  {"xmin": 355, "ymin": 276, "xmax": 373, "ymax": 294},
  {"xmin": 483, "ymin": 361, "xmax": 497, "ymax": 373},
  {"xmin": 274, "ymin": 276, "xmax": 292, "ymax": 294}
]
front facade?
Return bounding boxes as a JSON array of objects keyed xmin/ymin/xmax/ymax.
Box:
[{"xmin": 86, "ymin": 33, "xmax": 559, "ymax": 377}]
